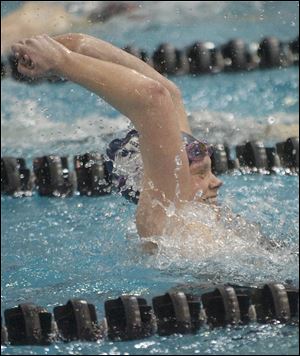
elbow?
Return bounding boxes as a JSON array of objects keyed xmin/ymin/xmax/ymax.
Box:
[
  {"xmin": 168, "ymin": 82, "xmax": 183, "ymax": 102},
  {"xmin": 143, "ymin": 80, "xmax": 172, "ymax": 106}
]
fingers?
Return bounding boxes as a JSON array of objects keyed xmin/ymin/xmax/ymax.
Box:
[
  {"xmin": 11, "ymin": 36, "xmax": 36, "ymax": 55},
  {"xmin": 11, "ymin": 43, "xmax": 29, "ymax": 66},
  {"xmin": 20, "ymin": 54, "xmax": 34, "ymax": 69},
  {"xmin": 11, "ymin": 43, "xmax": 24, "ymax": 56},
  {"xmin": 11, "ymin": 43, "xmax": 34, "ymax": 71},
  {"xmin": 12, "ymin": 34, "xmax": 58, "ymax": 52},
  {"xmin": 16, "ymin": 62, "xmax": 35, "ymax": 78},
  {"xmin": 10, "ymin": 34, "xmax": 63, "ymax": 79}
]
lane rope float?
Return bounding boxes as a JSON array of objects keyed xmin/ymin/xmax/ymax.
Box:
[
  {"xmin": 1, "ymin": 36, "xmax": 298, "ymax": 82},
  {"xmin": 1, "ymin": 136, "xmax": 299, "ymax": 199},
  {"xmin": 1, "ymin": 283, "xmax": 298, "ymax": 346}
]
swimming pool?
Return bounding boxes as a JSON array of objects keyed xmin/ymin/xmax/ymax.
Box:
[{"xmin": 1, "ymin": 1, "xmax": 299, "ymax": 355}]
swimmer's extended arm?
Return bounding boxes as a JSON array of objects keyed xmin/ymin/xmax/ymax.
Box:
[
  {"xmin": 53, "ymin": 33, "xmax": 191, "ymax": 134},
  {"xmin": 11, "ymin": 35, "xmax": 192, "ymax": 204}
]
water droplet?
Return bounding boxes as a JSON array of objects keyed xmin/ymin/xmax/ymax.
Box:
[
  {"xmin": 267, "ymin": 116, "xmax": 275, "ymax": 124},
  {"xmin": 175, "ymin": 155, "xmax": 182, "ymax": 167},
  {"xmin": 166, "ymin": 203, "xmax": 176, "ymax": 217}
]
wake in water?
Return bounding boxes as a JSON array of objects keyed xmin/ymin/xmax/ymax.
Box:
[
  {"xmin": 1, "ymin": 98, "xmax": 298, "ymax": 156},
  {"xmin": 188, "ymin": 111, "xmax": 299, "ymax": 146}
]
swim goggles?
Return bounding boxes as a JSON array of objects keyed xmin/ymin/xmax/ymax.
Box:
[
  {"xmin": 107, "ymin": 130, "xmax": 213, "ymax": 164},
  {"xmin": 182, "ymin": 132, "xmax": 213, "ymax": 164}
]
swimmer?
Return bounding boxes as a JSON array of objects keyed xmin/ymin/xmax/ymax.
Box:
[
  {"xmin": 1, "ymin": 1, "xmax": 139, "ymax": 57},
  {"xmin": 11, "ymin": 33, "xmax": 223, "ymax": 241},
  {"xmin": 1, "ymin": 2, "xmax": 77, "ymax": 57}
]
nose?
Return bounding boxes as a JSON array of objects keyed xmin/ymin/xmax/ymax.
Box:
[{"xmin": 209, "ymin": 175, "xmax": 223, "ymax": 190}]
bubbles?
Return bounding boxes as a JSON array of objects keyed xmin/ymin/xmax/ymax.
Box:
[
  {"xmin": 165, "ymin": 203, "xmax": 176, "ymax": 218},
  {"xmin": 267, "ymin": 116, "xmax": 276, "ymax": 125},
  {"xmin": 110, "ymin": 153, "xmax": 298, "ymax": 287},
  {"xmin": 283, "ymin": 96, "xmax": 298, "ymax": 107},
  {"xmin": 175, "ymin": 155, "xmax": 183, "ymax": 168},
  {"xmin": 143, "ymin": 194, "xmax": 299, "ymax": 286},
  {"xmin": 193, "ymin": 190, "xmax": 204, "ymax": 200},
  {"xmin": 187, "ymin": 110, "xmax": 299, "ymax": 146},
  {"xmin": 113, "ymin": 150, "xmax": 144, "ymax": 195},
  {"xmin": 1, "ymin": 78, "xmax": 133, "ymax": 157}
]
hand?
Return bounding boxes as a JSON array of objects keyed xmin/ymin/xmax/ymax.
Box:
[{"xmin": 11, "ymin": 34, "xmax": 71, "ymax": 78}]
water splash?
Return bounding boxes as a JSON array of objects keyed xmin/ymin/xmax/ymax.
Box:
[
  {"xmin": 110, "ymin": 143, "xmax": 298, "ymax": 287},
  {"xmin": 112, "ymin": 147, "xmax": 144, "ymax": 196},
  {"xmin": 138, "ymin": 201, "xmax": 298, "ymax": 286},
  {"xmin": 188, "ymin": 111, "xmax": 299, "ymax": 146}
]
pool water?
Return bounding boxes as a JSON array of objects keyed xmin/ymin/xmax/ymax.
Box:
[{"xmin": 1, "ymin": 1, "xmax": 299, "ymax": 355}]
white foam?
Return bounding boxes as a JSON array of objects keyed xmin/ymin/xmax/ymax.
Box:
[
  {"xmin": 2, "ymin": 96, "xmax": 298, "ymax": 155},
  {"xmin": 138, "ymin": 202, "xmax": 298, "ymax": 285},
  {"xmin": 188, "ymin": 110, "xmax": 299, "ymax": 145},
  {"xmin": 1, "ymin": 94, "xmax": 131, "ymax": 155}
]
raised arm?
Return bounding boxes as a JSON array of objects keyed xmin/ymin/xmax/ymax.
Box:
[
  {"xmin": 53, "ymin": 33, "xmax": 192, "ymax": 134},
  {"xmin": 11, "ymin": 35, "xmax": 192, "ymax": 204}
]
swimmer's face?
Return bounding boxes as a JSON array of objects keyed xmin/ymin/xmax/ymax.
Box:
[{"xmin": 189, "ymin": 156, "xmax": 223, "ymax": 204}]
